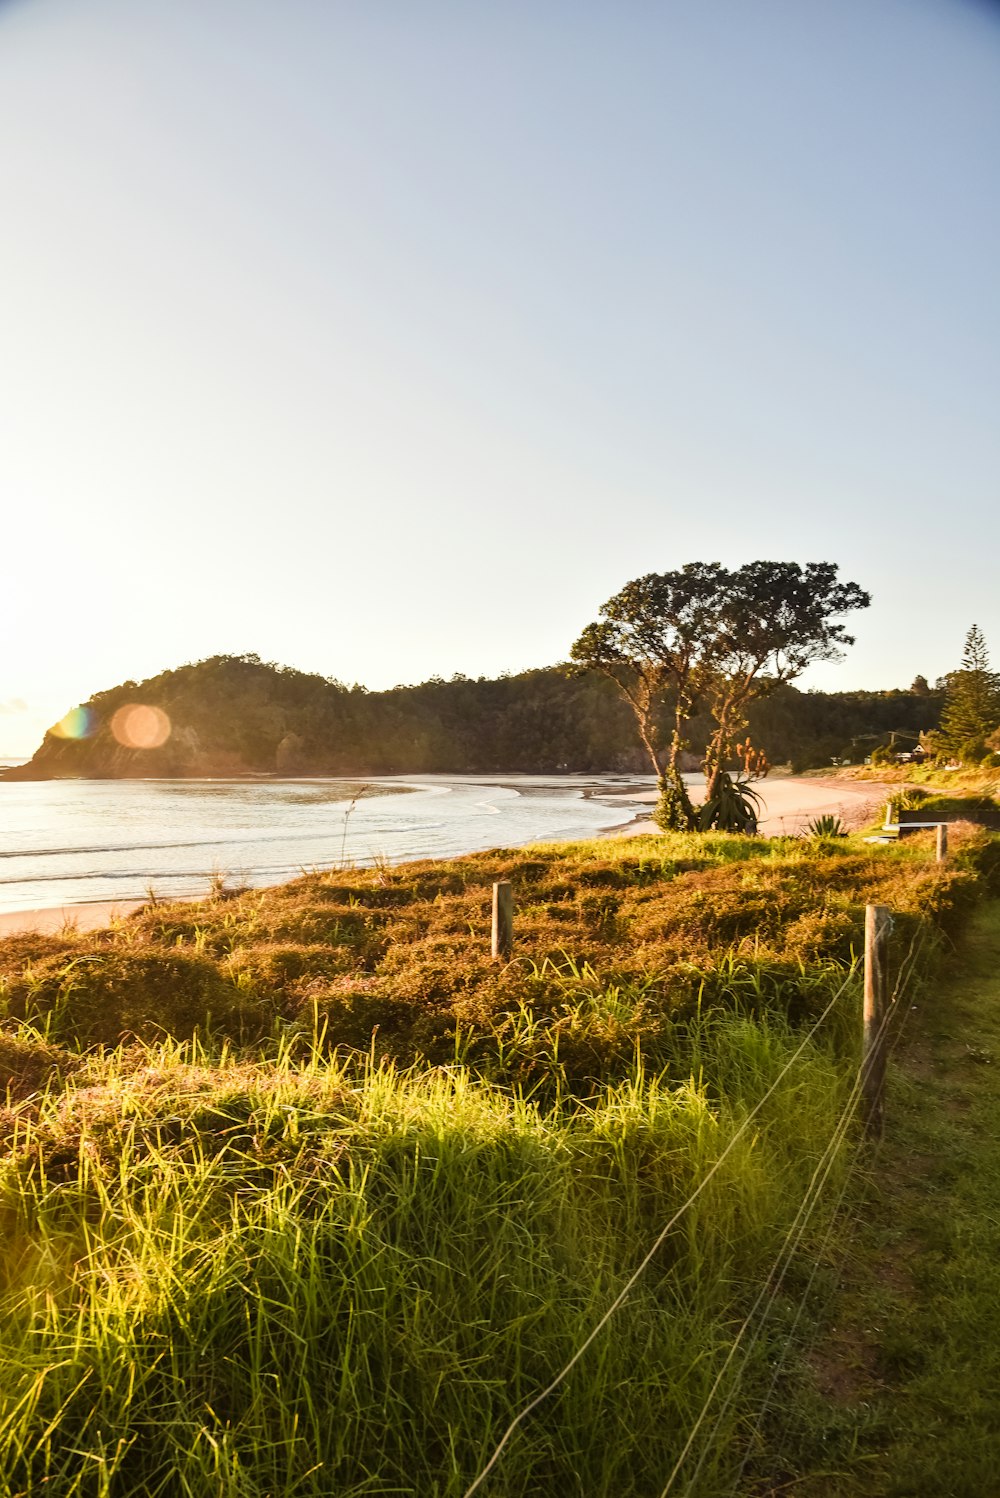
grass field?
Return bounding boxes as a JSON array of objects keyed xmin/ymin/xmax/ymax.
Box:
[
  {"xmin": 780, "ymin": 897, "xmax": 1000, "ymax": 1497},
  {"xmin": 0, "ymin": 827, "xmax": 996, "ymax": 1496},
  {"xmin": 835, "ymin": 762, "xmax": 1000, "ymax": 797}
]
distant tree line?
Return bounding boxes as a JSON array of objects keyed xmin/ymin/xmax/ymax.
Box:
[{"xmin": 6, "ymin": 652, "xmax": 943, "ymax": 781}]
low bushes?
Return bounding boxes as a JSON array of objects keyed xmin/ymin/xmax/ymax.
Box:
[{"xmin": 0, "ymin": 830, "xmax": 992, "ymax": 1085}]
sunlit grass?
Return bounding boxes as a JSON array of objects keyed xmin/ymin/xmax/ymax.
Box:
[
  {"xmin": 0, "ymin": 1030, "xmax": 854, "ymax": 1496},
  {"xmin": 0, "ymin": 825, "xmax": 994, "ymax": 1494}
]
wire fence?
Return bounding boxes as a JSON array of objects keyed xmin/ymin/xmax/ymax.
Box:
[
  {"xmin": 727, "ymin": 921, "xmax": 932, "ymax": 1494},
  {"xmin": 667, "ymin": 921, "xmax": 928, "ymax": 1496},
  {"xmin": 462, "ymin": 913, "xmax": 929, "ymax": 1498}
]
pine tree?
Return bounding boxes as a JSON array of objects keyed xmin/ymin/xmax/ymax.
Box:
[{"xmin": 938, "ymin": 625, "xmax": 1000, "ymax": 759}]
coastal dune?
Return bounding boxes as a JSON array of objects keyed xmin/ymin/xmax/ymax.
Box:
[{"xmin": 0, "ymin": 900, "xmax": 148, "ymax": 937}]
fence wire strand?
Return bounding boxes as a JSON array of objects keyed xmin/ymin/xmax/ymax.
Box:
[
  {"xmin": 664, "ymin": 921, "xmax": 928, "ymax": 1497},
  {"xmin": 728, "ymin": 919, "xmax": 932, "ymax": 1493},
  {"xmin": 461, "ymin": 967, "xmax": 859, "ymax": 1498},
  {"xmin": 659, "ymin": 991, "xmax": 894, "ymax": 1498},
  {"xmin": 464, "ymin": 902, "xmax": 933, "ymax": 1498}
]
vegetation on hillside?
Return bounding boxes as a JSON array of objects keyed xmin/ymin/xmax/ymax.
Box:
[
  {"xmin": 854, "ymin": 625, "xmax": 1000, "ymax": 786},
  {"xmin": 844, "ymin": 759, "xmax": 1000, "ymax": 797},
  {"xmin": 0, "ymin": 824, "xmax": 996, "ymax": 1494},
  {"xmin": 4, "ymin": 653, "xmax": 942, "ymax": 781}
]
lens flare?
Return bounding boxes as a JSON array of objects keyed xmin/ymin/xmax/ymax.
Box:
[
  {"xmin": 50, "ymin": 706, "xmax": 97, "ymax": 739},
  {"xmin": 110, "ymin": 704, "xmax": 172, "ymax": 751}
]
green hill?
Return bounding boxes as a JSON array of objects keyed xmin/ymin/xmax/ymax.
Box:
[{"xmin": 4, "ymin": 653, "xmax": 942, "ymax": 779}]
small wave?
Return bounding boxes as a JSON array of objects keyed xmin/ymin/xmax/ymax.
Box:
[
  {"xmin": 0, "ymin": 825, "xmax": 410, "ymax": 861},
  {"xmin": 342, "ymin": 820, "xmax": 445, "ymax": 838},
  {"xmin": 0, "ymin": 869, "xmax": 172, "ymax": 887},
  {"xmin": 0, "ymin": 837, "xmax": 246, "ymax": 861},
  {"xmin": 0, "ymin": 775, "xmax": 640, "ymax": 915}
]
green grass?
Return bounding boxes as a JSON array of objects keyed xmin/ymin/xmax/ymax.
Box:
[
  {"xmin": 765, "ymin": 898, "xmax": 1000, "ymax": 1497},
  {"xmin": 837, "ymin": 762, "xmax": 1000, "ymax": 797},
  {"xmin": 0, "ymin": 828, "xmax": 996, "ymax": 1495},
  {"xmin": 0, "ymin": 1028, "xmax": 858, "ymax": 1497}
]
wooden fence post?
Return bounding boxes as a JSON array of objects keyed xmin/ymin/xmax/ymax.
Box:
[
  {"xmin": 936, "ymin": 824, "xmax": 948, "ymax": 863},
  {"xmin": 862, "ymin": 903, "xmax": 891, "ymax": 1138},
  {"xmin": 492, "ymin": 881, "xmax": 513, "ymax": 961}
]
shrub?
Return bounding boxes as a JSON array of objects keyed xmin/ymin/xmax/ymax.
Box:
[
  {"xmin": 653, "ymin": 775, "xmax": 693, "ymax": 832},
  {"xmin": 698, "ymin": 774, "xmax": 762, "ymax": 833},
  {"xmin": 3, "ymin": 948, "xmax": 253, "ymax": 1046},
  {"xmin": 0, "ymin": 1033, "xmax": 79, "ymax": 1101},
  {"xmin": 807, "ymin": 814, "xmax": 847, "ymax": 838}
]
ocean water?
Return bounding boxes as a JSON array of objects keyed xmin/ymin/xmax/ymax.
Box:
[{"xmin": 0, "ymin": 774, "xmax": 660, "ymax": 913}]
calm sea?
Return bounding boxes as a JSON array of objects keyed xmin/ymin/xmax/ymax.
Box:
[{"xmin": 0, "ymin": 774, "xmax": 658, "ymax": 914}]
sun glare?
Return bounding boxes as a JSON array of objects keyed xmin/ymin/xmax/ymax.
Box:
[
  {"xmin": 110, "ymin": 703, "xmax": 172, "ymax": 750},
  {"xmin": 50, "ymin": 705, "xmax": 96, "ymax": 739}
]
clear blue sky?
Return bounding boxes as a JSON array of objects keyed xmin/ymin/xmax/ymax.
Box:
[{"xmin": 2, "ymin": 0, "xmax": 998, "ymax": 754}]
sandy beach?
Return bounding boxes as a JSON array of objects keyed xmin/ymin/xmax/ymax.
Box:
[
  {"xmin": 0, "ymin": 900, "xmax": 149, "ymax": 937},
  {"xmin": 598, "ymin": 774, "xmax": 892, "ymax": 839}
]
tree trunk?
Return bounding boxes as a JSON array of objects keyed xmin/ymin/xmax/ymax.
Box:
[
  {"xmin": 625, "ymin": 686, "xmax": 696, "ymax": 832},
  {"xmin": 635, "ymin": 716, "xmax": 665, "ymax": 783},
  {"xmin": 703, "ymin": 719, "xmax": 729, "ymax": 801},
  {"xmin": 704, "ymin": 693, "xmax": 757, "ymax": 801},
  {"xmin": 664, "ymin": 708, "xmax": 695, "ymax": 827}
]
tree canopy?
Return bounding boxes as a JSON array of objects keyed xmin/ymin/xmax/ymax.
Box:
[
  {"xmin": 568, "ymin": 563, "xmax": 727, "ymax": 826},
  {"xmin": 570, "ymin": 561, "xmax": 871, "ymax": 828},
  {"xmin": 937, "ymin": 625, "xmax": 1000, "ymax": 761},
  {"xmin": 700, "ymin": 561, "xmax": 871, "ymax": 795}
]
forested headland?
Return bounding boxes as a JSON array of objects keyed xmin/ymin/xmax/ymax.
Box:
[{"xmin": 5, "ymin": 653, "xmax": 942, "ymax": 780}]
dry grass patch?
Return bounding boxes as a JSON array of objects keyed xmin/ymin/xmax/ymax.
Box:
[{"xmin": 0, "ymin": 830, "xmax": 995, "ymax": 1086}]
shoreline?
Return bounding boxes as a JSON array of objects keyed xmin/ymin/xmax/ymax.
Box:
[
  {"xmin": 0, "ymin": 899, "xmax": 150, "ymax": 937},
  {"xmin": 0, "ymin": 775, "xmax": 894, "ymax": 937}
]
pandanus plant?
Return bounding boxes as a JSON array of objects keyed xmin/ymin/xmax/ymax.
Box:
[{"xmin": 697, "ymin": 773, "xmax": 763, "ymax": 834}]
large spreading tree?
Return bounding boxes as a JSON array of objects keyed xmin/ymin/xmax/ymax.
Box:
[{"xmin": 570, "ymin": 560, "xmax": 870, "ymax": 830}]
